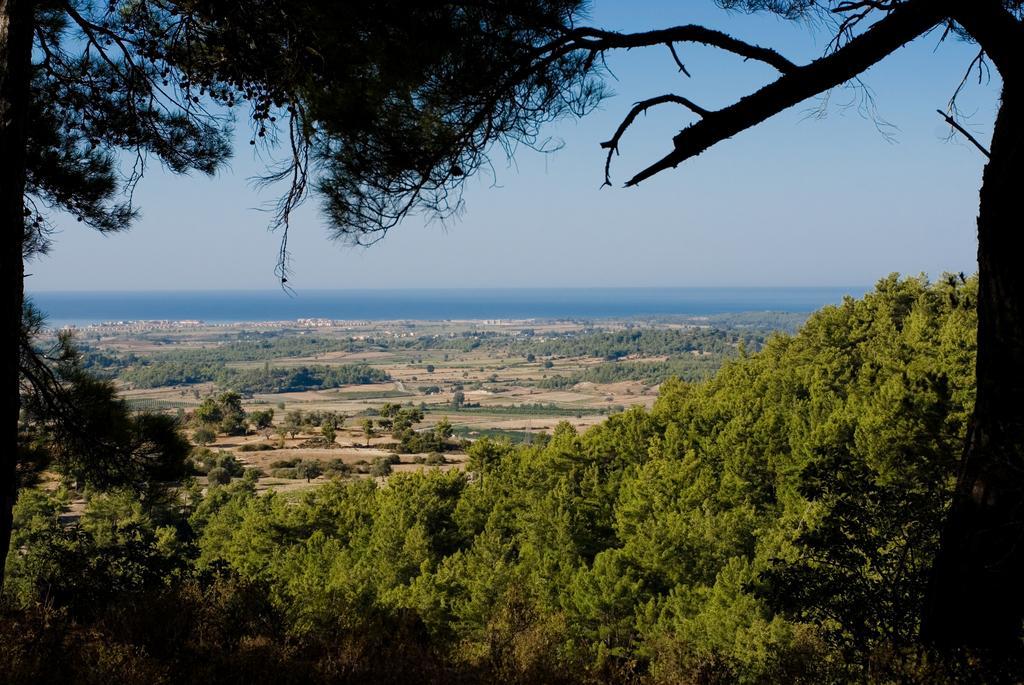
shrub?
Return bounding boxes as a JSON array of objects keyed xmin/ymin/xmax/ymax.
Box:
[
  {"xmin": 269, "ymin": 467, "xmax": 299, "ymax": 479},
  {"xmin": 237, "ymin": 443, "xmax": 275, "ymax": 452},
  {"xmin": 217, "ymin": 454, "xmax": 245, "ymax": 477},
  {"xmin": 207, "ymin": 467, "xmax": 231, "ymax": 486},
  {"xmin": 369, "ymin": 458, "xmax": 393, "ymax": 477},
  {"xmin": 191, "ymin": 449, "xmax": 244, "ymax": 477},
  {"xmin": 324, "ymin": 459, "xmax": 351, "ymax": 477},
  {"xmin": 193, "ymin": 426, "xmax": 216, "ymax": 445}
]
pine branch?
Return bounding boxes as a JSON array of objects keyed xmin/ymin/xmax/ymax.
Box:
[{"xmin": 623, "ymin": 0, "xmax": 946, "ymax": 187}]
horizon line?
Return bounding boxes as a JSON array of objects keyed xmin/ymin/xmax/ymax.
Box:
[{"xmin": 28, "ymin": 284, "xmax": 873, "ymax": 294}]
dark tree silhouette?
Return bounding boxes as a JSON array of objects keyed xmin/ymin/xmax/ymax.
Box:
[{"xmin": 1, "ymin": 0, "xmax": 37, "ymax": 592}]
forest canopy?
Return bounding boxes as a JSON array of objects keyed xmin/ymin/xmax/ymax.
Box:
[{"xmin": 2, "ymin": 275, "xmax": 988, "ymax": 683}]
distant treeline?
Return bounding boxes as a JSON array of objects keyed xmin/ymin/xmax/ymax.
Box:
[
  {"xmin": 509, "ymin": 328, "xmax": 752, "ymax": 359},
  {"xmin": 432, "ymin": 402, "xmax": 609, "ymax": 417},
  {"xmin": 389, "ymin": 326, "xmax": 768, "ymax": 359},
  {"xmin": 121, "ymin": 362, "xmax": 389, "ymax": 393},
  {"xmin": 113, "ymin": 336, "xmax": 352, "ymax": 364},
  {"xmin": 538, "ymin": 355, "xmax": 724, "ymax": 388},
  {"xmin": 698, "ymin": 310, "xmax": 808, "ymax": 332},
  {"xmin": 77, "ymin": 335, "xmax": 366, "ymax": 379}
]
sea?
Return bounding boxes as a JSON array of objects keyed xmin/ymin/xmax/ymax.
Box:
[{"xmin": 27, "ymin": 287, "xmax": 868, "ymax": 328}]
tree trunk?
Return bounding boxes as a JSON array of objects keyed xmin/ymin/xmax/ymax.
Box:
[
  {"xmin": 924, "ymin": 78, "xmax": 1024, "ymax": 649},
  {"xmin": 0, "ymin": 0, "xmax": 32, "ymax": 588}
]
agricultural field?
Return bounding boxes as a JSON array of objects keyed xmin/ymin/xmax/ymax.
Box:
[{"xmin": 57, "ymin": 313, "xmax": 804, "ymax": 495}]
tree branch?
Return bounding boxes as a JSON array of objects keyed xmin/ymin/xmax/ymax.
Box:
[
  {"xmin": 559, "ymin": 25, "xmax": 797, "ymax": 74},
  {"xmin": 600, "ymin": 95, "xmax": 709, "ymax": 187},
  {"xmin": 623, "ymin": 0, "xmax": 947, "ymax": 188},
  {"xmin": 666, "ymin": 42, "xmax": 691, "ymax": 78},
  {"xmin": 833, "ymin": 1, "xmax": 896, "ymax": 12},
  {"xmin": 936, "ymin": 109, "xmax": 991, "ymax": 158}
]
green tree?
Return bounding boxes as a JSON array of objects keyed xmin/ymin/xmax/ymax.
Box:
[
  {"xmin": 284, "ymin": 409, "xmax": 304, "ymax": 439},
  {"xmin": 4, "ymin": 489, "xmax": 186, "ymax": 615},
  {"xmin": 361, "ymin": 419, "xmax": 377, "ymax": 447},
  {"xmin": 321, "ymin": 418, "xmax": 337, "ymax": 446},
  {"xmin": 193, "ymin": 398, "xmax": 223, "ymax": 426},
  {"xmin": 215, "ymin": 391, "xmax": 247, "ymax": 436},
  {"xmin": 218, "ymin": 391, "xmax": 244, "ymax": 418},
  {"xmin": 249, "ymin": 408, "xmax": 275, "ymax": 430},
  {"xmin": 466, "ymin": 438, "xmax": 511, "ymax": 476},
  {"xmin": 294, "ymin": 458, "xmax": 321, "ymax": 481},
  {"xmin": 379, "ymin": 403, "xmax": 402, "ymax": 419},
  {"xmin": 434, "ymin": 417, "xmax": 454, "ymax": 445},
  {"xmin": 18, "ymin": 316, "xmax": 192, "ymax": 499}
]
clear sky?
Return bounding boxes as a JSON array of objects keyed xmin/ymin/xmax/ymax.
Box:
[{"xmin": 28, "ymin": 1, "xmax": 998, "ymax": 292}]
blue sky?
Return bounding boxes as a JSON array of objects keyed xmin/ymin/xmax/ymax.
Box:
[{"xmin": 28, "ymin": 1, "xmax": 998, "ymax": 291}]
